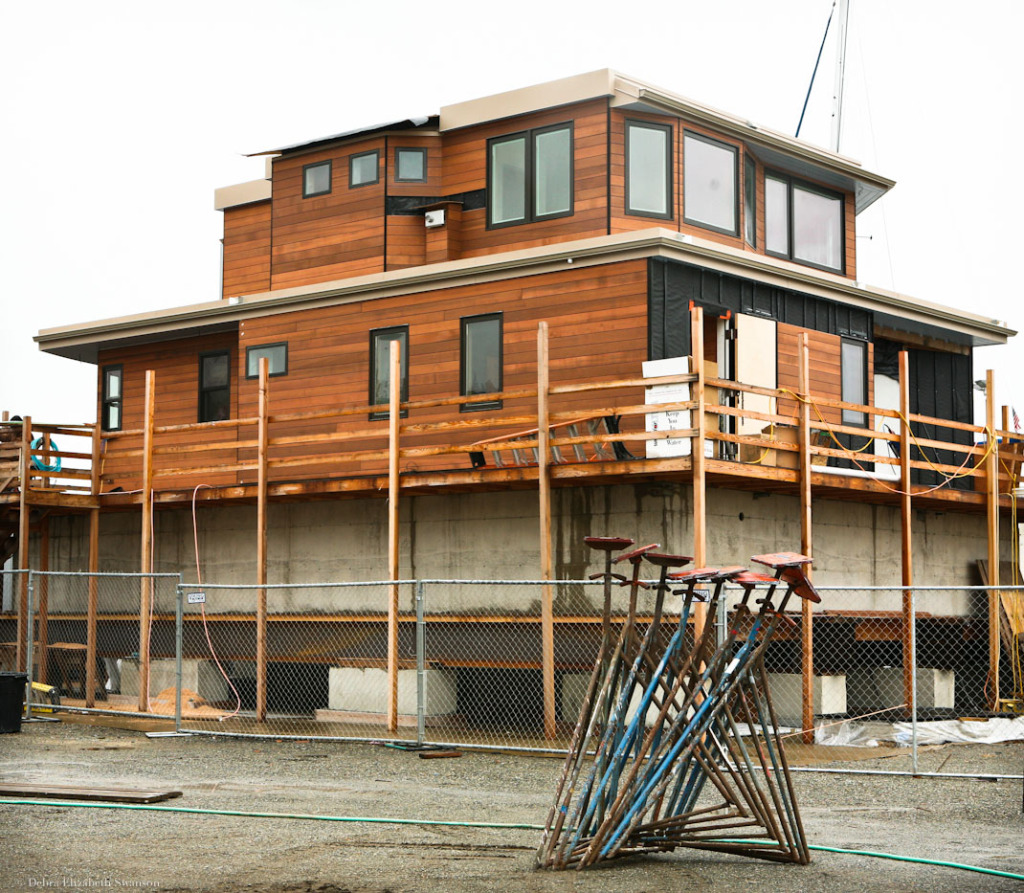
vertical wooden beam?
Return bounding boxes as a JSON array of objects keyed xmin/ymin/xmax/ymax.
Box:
[
  {"xmin": 86, "ymin": 509, "xmax": 100, "ymax": 708},
  {"xmin": 17, "ymin": 415, "xmax": 32, "ymax": 673},
  {"xmin": 797, "ymin": 334, "xmax": 815, "ymax": 742},
  {"xmin": 538, "ymin": 322, "xmax": 556, "ymax": 740},
  {"xmin": 690, "ymin": 307, "xmax": 707, "ymax": 640},
  {"xmin": 985, "ymin": 368, "xmax": 1000, "ymax": 709},
  {"xmin": 87, "ymin": 420, "xmax": 101, "ymax": 708},
  {"xmin": 256, "ymin": 358, "xmax": 270, "ymax": 724},
  {"xmin": 386, "ymin": 340, "xmax": 402, "ymax": 733},
  {"xmin": 37, "ymin": 517, "xmax": 49, "ymax": 685},
  {"xmin": 899, "ymin": 350, "xmax": 914, "ymax": 719},
  {"xmin": 138, "ymin": 372, "xmax": 155, "ymax": 713}
]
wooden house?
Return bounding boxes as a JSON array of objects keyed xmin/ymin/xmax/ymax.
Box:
[{"xmin": 5, "ymin": 70, "xmax": 1021, "ymax": 730}]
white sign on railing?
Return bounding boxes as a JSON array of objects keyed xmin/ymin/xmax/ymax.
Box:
[{"xmin": 643, "ymin": 357, "xmax": 707, "ymax": 459}]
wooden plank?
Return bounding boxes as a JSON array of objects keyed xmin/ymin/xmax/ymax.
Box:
[
  {"xmin": 798, "ymin": 334, "xmax": 814, "ymax": 744},
  {"xmin": 0, "ymin": 783, "xmax": 183, "ymax": 804},
  {"xmin": 985, "ymin": 368, "xmax": 1000, "ymax": 708},
  {"xmin": 538, "ymin": 322, "xmax": 555, "ymax": 741},
  {"xmin": 139, "ymin": 373, "xmax": 155, "ymax": 713},
  {"xmin": 387, "ymin": 339, "xmax": 401, "ymax": 734},
  {"xmin": 256, "ymin": 358, "xmax": 269, "ymax": 724},
  {"xmin": 899, "ymin": 351, "xmax": 914, "ymax": 719},
  {"xmin": 691, "ymin": 308, "xmax": 707, "ymax": 641},
  {"xmin": 17, "ymin": 416, "xmax": 30, "ymax": 672}
]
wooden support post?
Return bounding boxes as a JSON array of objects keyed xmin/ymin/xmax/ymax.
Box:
[
  {"xmin": 386, "ymin": 340, "xmax": 402, "ymax": 733},
  {"xmin": 37, "ymin": 517, "xmax": 49, "ymax": 685},
  {"xmin": 690, "ymin": 307, "xmax": 707, "ymax": 641},
  {"xmin": 17, "ymin": 415, "xmax": 31, "ymax": 673},
  {"xmin": 797, "ymin": 334, "xmax": 815, "ymax": 743},
  {"xmin": 538, "ymin": 322, "xmax": 556, "ymax": 740},
  {"xmin": 86, "ymin": 509, "xmax": 100, "ymax": 708},
  {"xmin": 138, "ymin": 372, "xmax": 155, "ymax": 713},
  {"xmin": 256, "ymin": 358, "xmax": 270, "ymax": 724},
  {"xmin": 985, "ymin": 369, "xmax": 1000, "ymax": 709},
  {"xmin": 899, "ymin": 351, "xmax": 914, "ymax": 720}
]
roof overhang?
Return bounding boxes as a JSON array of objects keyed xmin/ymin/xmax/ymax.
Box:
[{"xmin": 36, "ymin": 229, "xmax": 1013, "ymax": 363}]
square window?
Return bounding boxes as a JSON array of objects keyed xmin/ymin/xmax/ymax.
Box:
[
  {"xmin": 350, "ymin": 150, "xmax": 380, "ymax": 188},
  {"xmin": 684, "ymin": 132, "xmax": 738, "ymax": 236},
  {"xmin": 199, "ymin": 351, "xmax": 231, "ymax": 423},
  {"xmin": 101, "ymin": 364, "xmax": 123, "ymax": 432},
  {"xmin": 303, "ymin": 160, "xmax": 332, "ymax": 198},
  {"xmin": 370, "ymin": 327, "xmax": 408, "ymax": 419},
  {"xmin": 395, "ymin": 147, "xmax": 427, "ymax": 182},
  {"xmin": 246, "ymin": 343, "xmax": 288, "ymax": 379},
  {"xmin": 461, "ymin": 314, "xmax": 502, "ymax": 411},
  {"xmin": 487, "ymin": 123, "xmax": 572, "ymax": 227},
  {"xmin": 626, "ymin": 120, "xmax": 672, "ymax": 218}
]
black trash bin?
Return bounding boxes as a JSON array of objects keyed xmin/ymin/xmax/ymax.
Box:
[{"xmin": 0, "ymin": 671, "xmax": 29, "ymax": 733}]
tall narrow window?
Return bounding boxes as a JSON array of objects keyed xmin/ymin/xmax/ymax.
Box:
[
  {"xmin": 246, "ymin": 343, "xmax": 288, "ymax": 379},
  {"xmin": 370, "ymin": 326, "xmax": 409, "ymax": 419},
  {"xmin": 302, "ymin": 160, "xmax": 332, "ymax": 198},
  {"xmin": 841, "ymin": 338, "xmax": 867, "ymax": 426},
  {"xmin": 461, "ymin": 314, "xmax": 502, "ymax": 411},
  {"xmin": 198, "ymin": 351, "xmax": 231, "ymax": 423},
  {"xmin": 488, "ymin": 122, "xmax": 572, "ymax": 227},
  {"xmin": 626, "ymin": 120, "xmax": 672, "ymax": 218},
  {"xmin": 765, "ymin": 174, "xmax": 789, "ymax": 256},
  {"xmin": 101, "ymin": 365, "xmax": 122, "ymax": 432},
  {"xmin": 350, "ymin": 150, "xmax": 380, "ymax": 188},
  {"xmin": 744, "ymin": 155, "xmax": 756, "ymax": 247},
  {"xmin": 683, "ymin": 133, "xmax": 738, "ymax": 235}
]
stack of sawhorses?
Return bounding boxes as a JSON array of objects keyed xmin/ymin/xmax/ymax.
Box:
[{"xmin": 536, "ymin": 540, "xmax": 820, "ymax": 871}]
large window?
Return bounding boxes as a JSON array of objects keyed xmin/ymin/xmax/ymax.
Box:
[
  {"xmin": 488, "ymin": 123, "xmax": 572, "ymax": 227},
  {"xmin": 626, "ymin": 120, "xmax": 672, "ymax": 218},
  {"xmin": 246, "ymin": 343, "xmax": 288, "ymax": 379},
  {"xmin": 198, "ymin": 351, "xmax": 230, "ymax": 423},
  {"xmin": 461, "ymin": 314, "xmax": 502, "ymax": 411},
  {"xmin": 101, "ymin": 365, "xmax": 122, "ymax": 432},
  {"xmin": 841, "ymin": 338, "xmax": 867, "ymax": 426},
  {"xmin": 765, "ymin": 172, "xmax": 844, "ymax": 272},
  {"xmin": 683, "ymin": 132, "xmax": 738, "ymax": 235},
  {"xmin": 350, "ymin": 150, "xmax": 380, "ymax": 188},
  {"xmin": 302, "ymin": 160, "xmax": 332, "ymax": 198},
  {"xmin": 370, "ymin": 326, "xmax": 409, "ymax": 419}
]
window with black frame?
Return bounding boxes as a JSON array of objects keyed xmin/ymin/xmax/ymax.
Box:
[
  {"xmin": 198, "ymin": 351, "xmax": 230, "ymax": 423},
  {"xmin": 101, "ymin": 365, "xmax": 123, "ymax": 431},
  {"xmin": 370, "ymin": 326, "xmax": 408, "ymax": 419},
  {"xmin": 488, "ymin": 123, "xmax": 572, "ymax": 227},
  {"xmin": 461, "ymin": 314, "xmax": 502, "ymax": 411},
  {"xmin": 765, "ymin": 172, "xmax": 844, "ymax": 273},
  {"xmin": 625, "ymin": 120, "xmax": 672, "ymax": 219},
  {"xmin": 684, "ymin": 132, "xmax": 738, "ymax": 236}
]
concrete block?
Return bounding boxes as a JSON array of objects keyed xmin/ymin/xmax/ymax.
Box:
[
  {"xmin": 327, "ymin": 666, "xmax": 456, "ymax": 716},
  {"xmin": 766, "ymin": 673, "xmax": 847, "ymax": 727},
  {"xmin": 560, "ymin": 673, "xmax": 664, "ymax": 727},
  {"xmin": 120, "ymin": 658, "xmax": 229, "ymax": 703},
  {"xmin": 850, "ymin": 667, "xmax": 954, "ymax": 712}
]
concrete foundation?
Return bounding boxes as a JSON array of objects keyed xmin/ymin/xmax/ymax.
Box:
[
  {"xmin": 847, "ymin": 666, "xmax": 955, "ymax": 713},
  {"xmin": 120, "ymin": 658, "xmax": 230, "ymax": 702},
  {"xmin": 766, "ymin": 672, "xmax": 848, "ymax": 727},
  {"xmin": 327, "ymin": 666, "xmax": 456, "ymax": 717}
]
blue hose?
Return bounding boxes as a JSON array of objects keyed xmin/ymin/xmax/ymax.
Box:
[{"xmin": 30, "ymin": 436, "xmax": 61, "ymax": 472}]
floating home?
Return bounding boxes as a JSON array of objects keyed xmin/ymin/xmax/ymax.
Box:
[{"xmin": 3, "ymin": 70, "xmax": 1020, "ymax": 734}]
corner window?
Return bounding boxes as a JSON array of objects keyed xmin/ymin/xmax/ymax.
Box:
[
  {"xmin": 487, "ymin": 122, "xmax": 572, "ymax": 227},
  {"xmin": 683, "ymin": 132, "xmax": 738, "ymax": 236},
  {"xmin": 625, "ymin": 120, "xmax": 672, "ymax": 219},
  {"xmin": 101, "ymin": 365, "xmax": 123, "ymax": 432},
  {"xmin": 370, "ymin": 326, "xmax": 408, "ymax": 419},
  {"xmin": 350, "ymin": 150, "xmax": 380, "ymax": 188},
  {"xmin": 765, "ymin": 172, "xmax": 844, "ymax": 272},
  {"xmin": 744, "ymin": 155, "xmax": 756, "ymax": 247},
  {"xmin": 461, "ymin": 314, "xmax": 502, "ymax": 411},
  {"xmin": 246, "ymin": 343, "xmax": 288, "ymax": 379},
  {"xmin": 395, "ymin": 147, "xmax": 427, "ymax": 182},
  {"xmin": 841, "ymin": 338, "xmax": 867, "ymax": 426},
  {"xmin": 303, "ymin": 160, "xmax": 332, "ymax": 198},
  {"xmin": 198, "ymin": 351, "xmax": 231, "ymax": 423}
]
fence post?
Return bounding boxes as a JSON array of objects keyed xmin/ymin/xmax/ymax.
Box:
[
  {"xmin": 256, "ymin": 358, "xmax": 269, "ymax": 725},
  {"xmin": 538, "ymin": 322, "xmax": 556, "ymax": 740},
  {"xmin": 23, "ymin": 573, "xmax": 34, "ymax": 721},
  {"xmin": 37, "ymin": 520, "xmax": 49, "ymax": 685},
  {"xmin": 899, "ymin": 351, "xmax": 914, "ymax": 720},
  {"xmin": 86, "ymin": 512, "xmax": 99, "ymax": 708},
  {"xmin": 910, "ymin": 588, "xmax": 918, "ymax": 775},
  {"xmin": 139, "ymin": 372, "xmax": 155, "ymax": 713},
  {"xmin": 175, "ymin": 583, "xmax": 183, "ymax": 733},
  {"xmin": 416, "ymin": 581, "xmax": 425, "ymax": 747},
  {"xmin": 17, "ymin": 414, "xmax": 31, "ymax": 673},
  {"xmin": 984, "ymin": 368, "xmax": 1000, "ymax": 710}
]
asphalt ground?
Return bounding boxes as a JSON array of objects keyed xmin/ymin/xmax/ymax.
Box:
[{"xmin": 0, "ymin": 715, "xmax": 1021, "ymax": 892}]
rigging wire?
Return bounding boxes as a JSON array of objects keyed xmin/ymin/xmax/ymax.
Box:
[{"xmin": 795, "ymin": 1, "xmax": 836, "ymax": 138}]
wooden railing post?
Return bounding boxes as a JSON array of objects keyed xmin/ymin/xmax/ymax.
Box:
[
  {"xmin": 690, "ymin": 307, "xmax": 707, "ymax": 640},
  {"xmin": 985, "ymin": 369, "xmax": 1000, "ymax": 709},
  {"xmin": 17, "ymin": 415, "xmax": 32, "ymax": 673},
  {"xmin": 386, "ymin": 340, "xmax": 402, "ymax": 733},
  {"xmin": 138, "ymin": 373, "xmax": 155, "ymax": 713},
  {"xmin": 256, "ymin": 358, "xmax": 270, "ymax": 724},
  {"xmin": 899, "ymin": 351, "xmax": 914, "ymax": 720},
  {"xmin": 538, "ymin": 322, "xmax": 556, "ymax": 740},
  {"xmin": 797, "ymin": 334, "xmax": 814, "ymax": 743}
]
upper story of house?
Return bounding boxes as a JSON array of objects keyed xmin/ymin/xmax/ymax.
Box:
[{"xmin": 217, "ymin": 70, "xmax": 891, "ymax": 299}]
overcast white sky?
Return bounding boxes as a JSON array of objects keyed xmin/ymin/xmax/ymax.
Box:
[{"xmin": 1, "ymin": 0, "xmax": 1020, "ymax": 426}]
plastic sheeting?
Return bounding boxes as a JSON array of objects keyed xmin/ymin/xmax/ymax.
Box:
[{"xmin": 815, "ymin": 715, "xmax": 1024, "ymax": 747}]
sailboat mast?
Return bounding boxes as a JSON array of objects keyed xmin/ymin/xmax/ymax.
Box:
[{"xmin": 831, "ymin": 0, "xmax": 850, "ymax": 152}]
